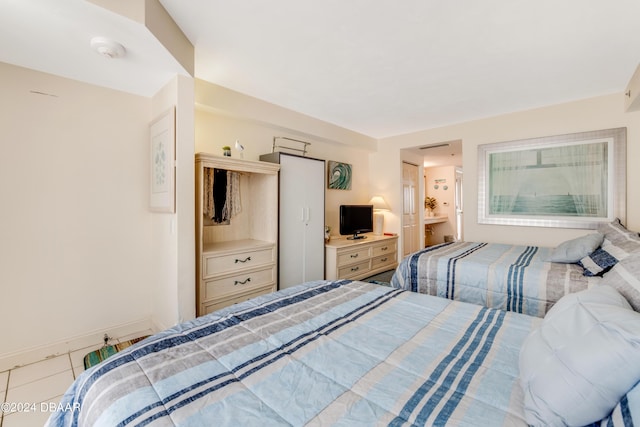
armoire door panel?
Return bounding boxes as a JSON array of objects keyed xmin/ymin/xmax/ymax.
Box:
[{"xmin": 301, "ymin": 157, "xmax": 325, "ymax": 282}]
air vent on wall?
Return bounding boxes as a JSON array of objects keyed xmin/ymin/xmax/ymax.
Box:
[{"xmin": 419, "ymin": 143, "xmax": 450, "ymax": 150}]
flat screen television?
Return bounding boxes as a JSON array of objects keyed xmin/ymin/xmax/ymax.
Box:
[{"xmin": 339, "ymin": 205, "xmax": 373, "ymax": 240}]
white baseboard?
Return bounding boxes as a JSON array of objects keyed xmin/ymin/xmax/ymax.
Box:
[{"xmin": 0, "ymin": 318, "xmax": 155, "ymax": 372}]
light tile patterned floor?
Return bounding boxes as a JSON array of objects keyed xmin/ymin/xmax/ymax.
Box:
[
  {"xmin": 0, "ymin": 330, "xmax": 152, "ymax": 427},
  {"xmin": 0, "ymin": 354, "xmax": 75, "ymax": 427}
]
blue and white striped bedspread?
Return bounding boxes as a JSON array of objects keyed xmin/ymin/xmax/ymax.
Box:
[
  {"xmin": 392, "ymin": 242, "xmax": 597, "ymax": 317},
  {"xmin": 48, "ymin": 280, "xmax": 541, "ymax": 427}
]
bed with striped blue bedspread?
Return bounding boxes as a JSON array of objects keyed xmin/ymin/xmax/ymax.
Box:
[
  {"xmin": 391, "ymin": 241, "xmax": 601, "ymax": 317},
  {"xmin": 47, "ymin": 280, "xmax": 635, "ymax": 427}
]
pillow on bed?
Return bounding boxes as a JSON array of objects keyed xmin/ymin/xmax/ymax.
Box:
[
  {"xmin": 597, "ymin": 219, "xmax": 640, "ymax": 255},
  {"xmin": 577, "ymin": 220, "xmax": 640, "ymax": 276},
  {"xmin": 519, "ymin": 285, "xmax": 640, "ymax": 427},
  {"xmin": 547, "ymin": 232, "xmax": 604, "ymax": 263},
  {"xmin": 601, "ymin": 251, "xmax": 640, "ymax": 311},
  {"xmin": 578, "ymin": 247, "xmax": 619, "ymax": 276}
]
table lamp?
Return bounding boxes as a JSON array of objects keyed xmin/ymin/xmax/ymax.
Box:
[{"xmin": 368, "ymin": 196, "xmax": 390, "ymax": 235}]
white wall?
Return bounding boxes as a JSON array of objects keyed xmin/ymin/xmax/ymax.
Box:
[
  {"xmin": 150, "ymin": 75, "xmax": 195, "ymax": 331},
  {"xmin": 175, "ymin": 76, "xmax": 196, "ymax": 325},
  {"xmin": 0, "ymin": 62, "xmax": 154, "ymax": 359},
  {"xmin": 377, "ymin": 93, "xmax": 640, "ymax": 247},
  {"xmin": 194, "ymin": 80, "xmax": 377, "ymax": 237}
]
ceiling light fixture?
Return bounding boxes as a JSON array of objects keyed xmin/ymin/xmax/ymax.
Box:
[{"xmin": 90, "ymin": 36, "xmax": 126, "ymax": 59}]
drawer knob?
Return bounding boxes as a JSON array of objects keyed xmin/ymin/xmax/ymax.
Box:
[
  {"xmin": 350, "ymin": 253, "xmax": 359, "ymax": 258},
  {"xmin": 235, "ymin": 256, "xmax": 252, "ymax": 263},
  {"xmin": 381, "ymin": 257, "xmax": 388, "ymax": 262},
  {"xmin": 234, "ymin": 278, "xmax": 251, "ymax": 285},
  {"xmin": 351, "ymin": 266, "xmax": 359, "ymax": 272},
  {"xmin": 381, "ymin": 246, "xmax": 388, "ymax": 251}
]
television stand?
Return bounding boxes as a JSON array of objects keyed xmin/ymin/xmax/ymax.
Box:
[
  {"xmin": 347, "ymin": 233, "xmax": 367, "ymax": 240},
  {"xmin": 325, "ymin": 234, "xmax": 398, "ymax": 280}
]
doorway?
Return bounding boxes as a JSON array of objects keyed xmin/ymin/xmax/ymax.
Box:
[{"xmin": 418, "ymin": 141, "xmax": 463, "ymax": 246}]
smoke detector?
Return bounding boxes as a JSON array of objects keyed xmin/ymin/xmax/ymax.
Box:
[{"xmin": 90, "ymin": 37, "xmax": 126, "ymax": 59}]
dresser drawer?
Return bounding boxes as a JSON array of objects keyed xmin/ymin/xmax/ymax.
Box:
[
  {"xmin": 337, "ymin": 248, "xmax": 370, "ymax": 267},
  {"xmin": 338, "ymin": 260, "xmax": 370, "ymax": 278},
  {"xmin": 372, "ymin": 242, "xmax": 396, "ymax": 257},
  {"xmin": 204, "ymin": 266, "xmax": 275, "ymax": 300},
  {"xmin": 203, "ymin": 246, "xmax": 275, "ymax": 277},
  {"xmin": 371, "ymin": 253, "xmax": 396, "ymax": 270},
  {"xmin": 202, "ymin": 284, "xmax": 276, "ymax": 315}
]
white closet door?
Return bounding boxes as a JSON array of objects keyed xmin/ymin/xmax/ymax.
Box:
[
  {"xmin": 279, "ymin": 155, "xmax": 325, "ymax": 289},
  {"xmin": 301, "ymin": 157, "xmax": 325, "ymax": 283}
]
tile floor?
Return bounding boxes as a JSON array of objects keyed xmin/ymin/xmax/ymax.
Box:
[{"xmin": 0, "ymin": 330, "xmax": 152, "ymax": 427}]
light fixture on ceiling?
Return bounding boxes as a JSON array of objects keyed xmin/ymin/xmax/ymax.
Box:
[{"xmin": 90, "ymin": 37, "xmax": 126, "ymax": 59}]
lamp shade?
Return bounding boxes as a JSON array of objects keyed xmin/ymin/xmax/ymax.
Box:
[{"xmin": 368, "ymin": 196, "xmax": 390, "ymax": 211}]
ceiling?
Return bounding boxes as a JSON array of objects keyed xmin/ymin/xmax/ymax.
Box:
[
  {"xmin": 0, "ymin": 0, "xmax": 188, "ymax": 97},
  {"xmin": 2, "ymin": 0, "xmax": 640, "ymax": 141},
  {"xmin": 160, "ymin": 0, "xmax": 640, "ymax": 139}
]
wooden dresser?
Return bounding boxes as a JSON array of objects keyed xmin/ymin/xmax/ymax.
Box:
[{"xmin": 325, "ymin": 234, "xmax": 398, "ymax": 281}]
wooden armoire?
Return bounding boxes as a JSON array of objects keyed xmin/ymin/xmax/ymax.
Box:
[
  {"xmin": 260, "ymin": 152, "xmax": 325, "ymax": 289},
  {"xmin": 195, "ymin": 153, "xmax": 280, "ymax": 316}
]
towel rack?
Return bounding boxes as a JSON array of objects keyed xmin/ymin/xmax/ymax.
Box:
[{"xmin": 272, "ymin": 136, "xmax": 311, "ymax": 156}]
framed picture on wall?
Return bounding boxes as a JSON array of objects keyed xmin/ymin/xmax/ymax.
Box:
[
  {"xmin": 477, "ymin": 127, "xmax": 626, "ymax": 229},
  {"xmin": 149, "ymin": 107, "xmax": 176, "ymax": 213},
  {"xmin": 328, "ymin": 160, "xmax": 352, "ymax": 190}
]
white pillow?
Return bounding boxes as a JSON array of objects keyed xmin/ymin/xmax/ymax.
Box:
[
  {"xmin": 519, "ymin": 285, "xmax": 640, "ymax": 426},
  {"xmin": 547, "ymin": 232, "xmax": 604, "ymax": 263}
]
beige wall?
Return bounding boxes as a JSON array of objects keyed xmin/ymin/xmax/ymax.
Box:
[
  {"xmin": 0, "ymin": 0, "xmax": 195, "ymax": 363},
  {"xmin": 3, "ymin": 57, "xmax": 638, "ymax": 363},
  {"xmin": 150, "ymin": 75, "xmax": 195, "ymax": 331},
  {"xmin": 369, "ymin": 148, "xmax": 425, "ymax": 245},
  {"xmin": 194, "ymin": 80, "xmax": 377, "ymax": 237},
  {"xmin": 0, "ymin": 62, "xmax": 154, "ymax": 358},
  {"xmin": 0, "ymin": 62, "xmax": 194, "ymax": 363},
  {"xmin": 0, "ymin": 65, "xmax": 373, "ymax": 362},
  {"xmin": 174, "ymin": 76, "xmax": 196, "ymax": 325},
  {"xmin": 377, "ymin": 93, "xmax": 640, "ymax": 247}
]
